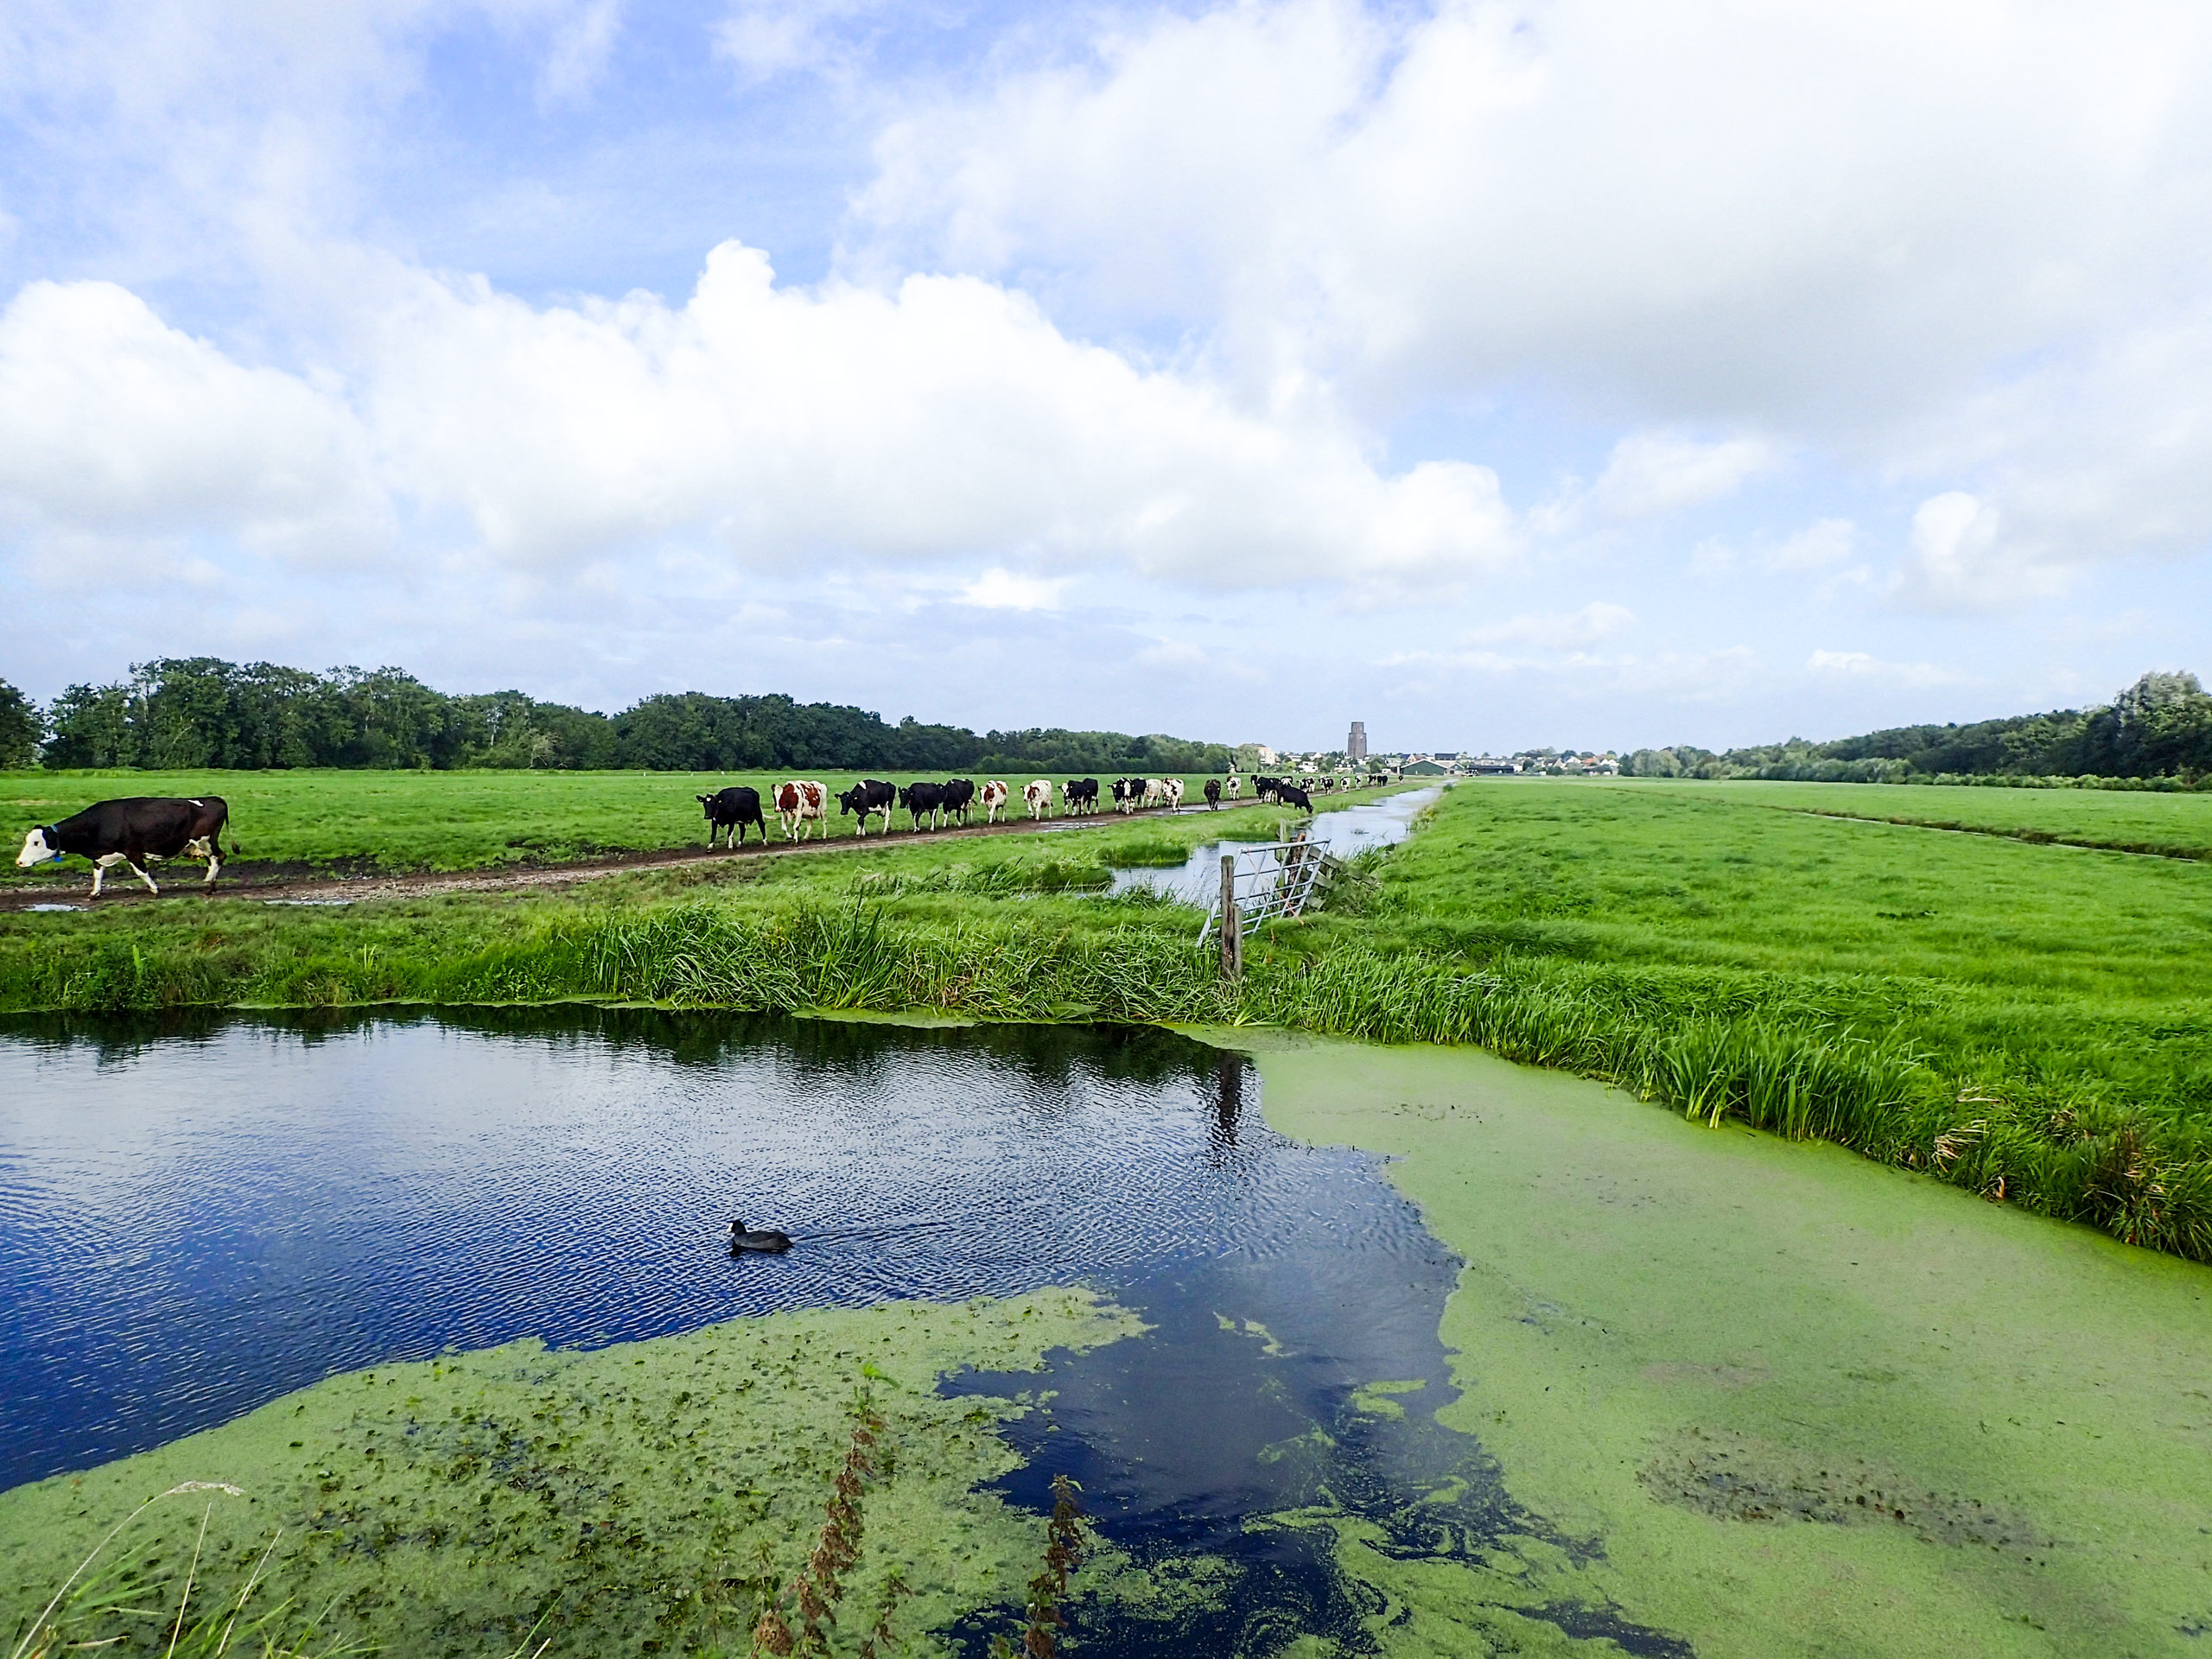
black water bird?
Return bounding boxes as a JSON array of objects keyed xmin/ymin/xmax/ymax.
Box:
[{"xmin": 729, "ymin": 1218, "xmax": 793, "ymax": 1254}]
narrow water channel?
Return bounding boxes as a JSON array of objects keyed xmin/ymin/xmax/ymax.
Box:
[{"xmin": 1106, "ymin": 785, "xmax": 1442, "ymax": 901}]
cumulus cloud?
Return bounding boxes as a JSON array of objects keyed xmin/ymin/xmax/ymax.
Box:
[
  {"xmin": 1889, "ymin": 492, "xmax": 2073, "ymax": 613},
  {"xmin": 856, "ymin": 0, "xmax": 2212, "ymax": 575},
  {"xmin": 0, "ymin": 280, "xmax": 385, "ymax": 565},
  {"xmin": 0, "ymin": 249, "xmax": 1517, "ymax": 596}
]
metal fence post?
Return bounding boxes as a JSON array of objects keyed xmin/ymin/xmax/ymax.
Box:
[{"xmin": 1219, "ymin": 854, "xmax": 1242, "ymax": 979}]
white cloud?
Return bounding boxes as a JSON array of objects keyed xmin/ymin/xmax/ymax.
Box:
[
  {"xmin": 539, "ymin": 0, "xmax": 623, "ymax": 102},
  {"xmin": 856, "ymin": 0, "xmax": 2212, "ymax": 575},
  {"xmin": 0, "ymin": 280, "xmax": 385, "ymax": 565},
  {"xmin": 1585, "ymin": 432, "xmax": 1775, "ymax": 522},
  {"xmin": 712, "ymin": 0, "xmax": 874, "ymax": 81},
  {"xmin": 1806, "ymin": 647, "xmax": 1967, "ymax": 687},
  {"xmin": 360, "ymin": 242, "xmax": 1519, "ymax": 591},
  {"xmin": 959, "ymin": 569, "xmax": 1070, "ymax": 610},
  {"xmin": 0, "ymin": 249, "xmax": 1518, "ymax": 598},
  {"xmin": 1461, "ymin": 601, "xmax": 1633, "ymax": 651},
  {"xmin": 1890, "ymin": 491, "xmax": 2071, "ymax": 613}
]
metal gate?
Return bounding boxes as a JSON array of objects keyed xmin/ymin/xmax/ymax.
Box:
[{"xmin": 1198, "ymin": 827, "xmax": 1344, "ymax": 944}]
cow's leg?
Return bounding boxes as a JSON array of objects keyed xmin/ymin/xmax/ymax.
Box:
[
  {"xmin": 127, "ymin": 855, "xmax": 158, "ymax": 894},
  {"xmin": 90, "ymin": 855, "xmax": 115, "ymax": 897},
  {"xmin": 204, "ymin": 836, "xmax": 224, "ymax": 882}
]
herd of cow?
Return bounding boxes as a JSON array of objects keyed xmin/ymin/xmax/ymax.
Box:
[
  {"xmin": 694, "ymin": 772, "xmax": 1319, "ymax": 847},
  {"xmin": 9, "ymin": 769, "xmax": 1340, "ymax": 895}
]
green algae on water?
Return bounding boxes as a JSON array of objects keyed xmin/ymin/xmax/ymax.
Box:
[
  {"xmin": 1239, "ymin": 1033, "xmax": 2212, "ymax": 1659},
  {"xmin": 0, "ymin": 1288, "xmax": 1145, "ymax": 1658}
]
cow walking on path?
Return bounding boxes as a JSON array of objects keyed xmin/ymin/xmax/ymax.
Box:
[
  {"xmin": 1024, "ymin": 779, "xmax": 1053, "ymax": 820},
  {"xmin": 837, "ymin": 779, "xmax": 897, "ymax": 836},
  {"xmin": 16, "ymin": 797, "xmax": 230, "ymax": 896},
  {"xmin": 775, "ymin": 780, "xmax": 829, "ymax": 841},
  {"xmin": 1063, "ymin": 779, "xmax": 1099, "ymax": 816},
  {"xmin": 899, "ymin": 781, "xmax": 947, "ymax": 830},
  {"xmin": 698, "ymin": 786, "xmax": 766, "ymax": 848},
  {"xmin": 1203, "ymin": 779, "xmax": 1221, "ymax": 810},
  {"xmin": 979, "ymin": 780, "xmax": 1011, "ymax": 823}
]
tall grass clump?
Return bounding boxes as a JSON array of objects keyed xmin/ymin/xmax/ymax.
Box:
[{"xmin": 9, "ymin": 1483, "xmax": 357, "ymax": 1659}]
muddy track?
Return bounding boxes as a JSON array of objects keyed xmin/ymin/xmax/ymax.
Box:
[{"xmin": 0, "ymin": 797, "xmax": 1306, "ymax": 912}]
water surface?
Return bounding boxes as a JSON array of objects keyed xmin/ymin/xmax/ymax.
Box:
[
  {"xmin": 1107, "ymin": 785, "xmax": 1441, "ymax": 902},
  {"xmin": 0, "ymin": 1009, "xmax": 1683, "ymax": 1653}
]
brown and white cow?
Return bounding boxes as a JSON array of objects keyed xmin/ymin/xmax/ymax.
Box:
[
  {"xmin": 1023, "ymin": 779, "xmax": 1053, "ymax": 821},
  {"xmin": 980, "ymin": 780, "xmax": 1011, "ymax": 823},
  {"xmin": 774, "ymin": 779, "xmax": 829, "ymax": 841}
]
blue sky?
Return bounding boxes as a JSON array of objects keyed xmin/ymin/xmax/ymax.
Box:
[{"xmin": 3, "ymin": 0, "xmax": 2211, "ymax": 753}]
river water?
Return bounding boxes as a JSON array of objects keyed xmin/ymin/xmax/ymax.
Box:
[{"xmin": 0, "ymin": 1008, "xmax": 1684, "ymax": 1656}]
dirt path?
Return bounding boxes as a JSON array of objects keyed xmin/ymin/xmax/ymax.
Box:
[{"xmin": 0, "ymin": 797, "xmax": 1306, "ymax": 912}]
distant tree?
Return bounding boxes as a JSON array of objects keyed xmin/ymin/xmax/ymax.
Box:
[{"xmin": 0, "ymin": 678, "xmax": 41, "ymax": 769}]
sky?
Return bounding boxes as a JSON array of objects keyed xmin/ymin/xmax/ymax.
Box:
[{"xmin": 3, "ymin": 1, "xmax": 2211, "ymax": 754}]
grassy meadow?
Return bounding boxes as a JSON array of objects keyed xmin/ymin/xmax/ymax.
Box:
[
  {"xmin": 2, "ymin": 775, "xmax": 2209, "ymax": 1258},
  {"xmin": 1633, "ymin": 776, "xmax": 2212, "ymax": 859},
  {"xmin": 0, "ymin": 766, "xmax": 1268, "ymax": 875}
]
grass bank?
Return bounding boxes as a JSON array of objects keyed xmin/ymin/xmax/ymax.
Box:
[{"xmin": 3, "ymin": 780, "xmax": 2209, "ymax": 1261}]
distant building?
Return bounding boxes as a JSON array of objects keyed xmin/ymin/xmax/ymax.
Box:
[
  {"xmin": 1468, "ymin": 758, "xmax": 1520, "ymax": 775},
  {"xmin": 1347, "ymin": 721, "xmax": 1368, "ymax": 763},
  {"xmin": 1402, "ymin": 759, "xmax": 1450, "ymax": 776}
]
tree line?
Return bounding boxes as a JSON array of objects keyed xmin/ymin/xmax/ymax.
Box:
[
  {"xmin": 0, "ymin": 658, "xmax": 1235, "ymax": 776},
  {"xmin": 1621, "ymin": 670, "xmax": 2212, "ymax": 785}
]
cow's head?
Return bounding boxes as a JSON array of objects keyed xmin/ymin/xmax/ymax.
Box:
[
  {"xmin": 696, "ymin": 794, "xmax": 715, "ymax": 816},
  {"xmin": 837, "ymin": 787, "xmax": 861, "ymax": 816},
  {"xmin": 16, "ymin": 826, "xmax": 60, "ymax": 868}
]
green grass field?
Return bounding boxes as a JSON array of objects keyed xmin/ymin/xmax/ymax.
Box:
[
  {"xmin": 0, "ymin": 766, "xmax": 1281, "ymax": 874},
  {"xmin": 2, "ymin": 775, "xmax": 2207, "ymax": 1259},
  {"xmin": 1626, "ymin": 776, "xmax": 2212, "ymax": 859}
]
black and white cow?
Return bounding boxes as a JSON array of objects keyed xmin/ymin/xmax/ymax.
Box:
[
  {"xmin": 1203, "ymin": 779, "xmax": 1222, "ymax": 810},
  {"xmin": 838, "ymin": 779, "xmax": 898, "ymax": 837},
  {"xmin": 899, "ymin": 781, "xmax": 947, "ymax": 830},
  {"xmin": 1276, "ymin": 783, "xmax": 1314, "ymax": 813},
  {"xmin": 697, "ymin": 786, "xmax": 767, "ymax": 848},
  {"xmin": 1111, "ymin": 778, "xmax": 1141, "ymax": 815},
  {"xmin": 1063, "ymin": 778, "xmax": 1099, "ymax": 816},
  {"xmin": 941, "ymin": 778, "xmax": 977, "ymax": 826},
  {"xmin": 1254, "ymin": 775, "xmax": 1284, "ymax": 803},
  {"xmin": 16, "ymin": 797, "xmax": 230, "ymax": 896}
]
